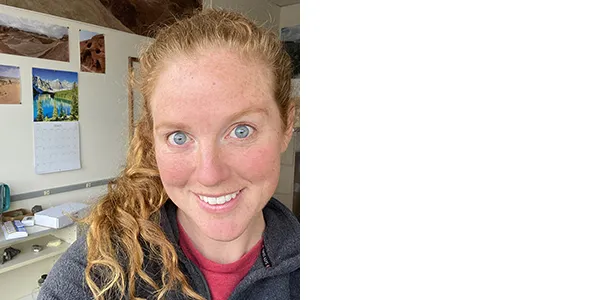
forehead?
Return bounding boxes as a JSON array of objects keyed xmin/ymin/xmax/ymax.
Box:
[{"xmin": 150, "ymin": 49, "xmax": 275, "ymax": 117}]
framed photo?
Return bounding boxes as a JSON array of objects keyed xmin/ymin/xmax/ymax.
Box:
[{"xmin": 128, "ymin": 57, "xmax": 142, "ymax": 139}]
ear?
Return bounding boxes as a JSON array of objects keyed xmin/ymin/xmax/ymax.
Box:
[{"xmin": 280, "ymin": 104, "xmax": 296, "ymax": 153}]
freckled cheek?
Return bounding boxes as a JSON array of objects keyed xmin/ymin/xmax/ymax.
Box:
[
  {"xmin": 155, "ymin": 149, "xmax": 195, "ymax": 187},
  {"xmin": 230, "ymin": 145, "xmax": 281, "ymax": 183}
]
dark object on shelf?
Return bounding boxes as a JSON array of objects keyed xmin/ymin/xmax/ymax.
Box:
[
  {"xmin": 31, "ymin": 205, "xmax": 43, "ymax": 214},
  {"xmin": 1, "ymin": 246, "xmax": 21, "ymax": 264},
  {"xmin": 38, "ymin": 273, "xmax": 48, "ymax": 286},
  {"xmin": 32, "ymin": 244, "xmax": 43, "ymax": 253}
]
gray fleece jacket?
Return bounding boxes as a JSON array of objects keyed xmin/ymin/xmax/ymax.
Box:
[{"xmin": 37, "ymin": 198, "xmax": 300, "ymax": 300}]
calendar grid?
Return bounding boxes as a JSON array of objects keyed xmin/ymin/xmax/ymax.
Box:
[{"xmin": 33, "ymin": 121, "xmax": 82, "ymax": 174}]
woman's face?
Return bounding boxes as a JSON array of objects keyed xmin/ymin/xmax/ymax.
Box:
[{"xmin": 150, "ymin": 49, "xmax": 292, "ymax": 242}]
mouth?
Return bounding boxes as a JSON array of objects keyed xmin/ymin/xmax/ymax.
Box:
[{"xmin": 195, "ymin": 189, "xmax": 242, "ymax": 205}]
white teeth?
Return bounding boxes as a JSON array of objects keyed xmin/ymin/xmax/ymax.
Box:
[
  {"xmin": 199, "ymin": 190, "xmax": 239, "ymax": 205},
  {"xmin": 224, "ymin": 194, "xmax": 233, "ymax": 202}
]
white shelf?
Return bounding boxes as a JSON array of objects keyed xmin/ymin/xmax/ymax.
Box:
[
  {"xmin": 0, "ymin": 225, "xmax": 70, "ymax": 249},
  {"xmin": 0, "ymin": 234, "xmax": 69, "ymax": 275}
]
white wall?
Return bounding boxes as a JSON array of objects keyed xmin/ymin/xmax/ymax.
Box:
[
  {"xmin": 206, "ymin": 0, "xmax": 281, "ymax": 34},
  {"xmin": 279, "ymin": 3, "xmax": 300, "ymax": 29},
  {"xmin": 0, "ymin": 5, "xmax": 151, "ymax": 201}
]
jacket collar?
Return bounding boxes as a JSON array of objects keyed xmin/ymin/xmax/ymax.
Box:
[{"xmin": 159, "ymin": 197, "xmax": 300, "ymax": 271}]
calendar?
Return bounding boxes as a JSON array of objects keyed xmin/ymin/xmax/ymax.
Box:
[{"xmin": 33, "ymin": 121, "xmax": 81, "ymax": 174}]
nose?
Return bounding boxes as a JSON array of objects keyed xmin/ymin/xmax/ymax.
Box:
[{"xmin": 192, "ymin": 145, "xmax": 230, "ymax": 187}]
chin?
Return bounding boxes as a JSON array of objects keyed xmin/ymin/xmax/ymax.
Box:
[
  {"xmin": 202, "ymin": 220, "xmax": 249, "ymax": 242},
  {"xmin": 201, "ymin": 205, "xmax": 267, "ymax": 242}
]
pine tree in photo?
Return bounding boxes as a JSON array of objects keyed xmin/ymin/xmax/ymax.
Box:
[
  {"xmin": 59, "ymin": 103, "xmax": 65, "ymax": 120},
  {"xmin": 72, "ymin": 82, "xmax": 79, "ymax": 120},
  {"xmin": 52, "ymin": 101, "xmax": 58, "ymax": 121},
  {"xmin": 36, "ymin": 99, "xmax": 43, "ymax": 122}
]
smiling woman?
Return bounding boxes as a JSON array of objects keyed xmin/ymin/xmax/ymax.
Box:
[
  {"xmin": 37, "ymin": 8, "xmax": 299, "ymax": 300},
  {"xmin": 152, "ymin": 48, "xmax": 289, "ymax": 259}
]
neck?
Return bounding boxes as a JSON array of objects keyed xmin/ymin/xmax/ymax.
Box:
[{"xmin": 177, "ymin": 209, "xmax": 265, "ymax": 264}]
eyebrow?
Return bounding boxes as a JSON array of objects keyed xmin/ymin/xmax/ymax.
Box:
[
  {"xmin": 153, "ymin": 107, "xmax": 270, "ymax": 132},
  {"xmin": 227, "ymin": 107, "xmax": 270, "ymax": 122},
  {"xmin": 154, "ymin": 121, "xmax": 193, "ymax": 132}
]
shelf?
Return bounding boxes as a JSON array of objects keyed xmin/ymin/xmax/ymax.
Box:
[
  {"xmin": 0, "ymin": 225, "xmax": 68, "ymax": 249},
  {"xmin": 0, "ymin": 234, "xmax": 69, "ymax": 275}
]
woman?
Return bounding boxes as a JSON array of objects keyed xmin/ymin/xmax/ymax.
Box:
[{"xmin": 38, "ymin": 8, "xmax": 299, "ymax": 300}]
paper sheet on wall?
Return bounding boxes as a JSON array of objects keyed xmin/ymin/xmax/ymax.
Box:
[{"xmin": 33, "ymin": 121, "xmax": 81, "ymax": 174}]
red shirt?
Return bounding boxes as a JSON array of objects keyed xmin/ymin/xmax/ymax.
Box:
[{"xmin": 178, "ymin": 221, "xmax": 263, "ymax": 300}]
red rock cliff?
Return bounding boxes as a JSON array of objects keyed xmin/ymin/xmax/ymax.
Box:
[{"xmin": 80, "ymin": 34, "xmax": 106, "ymax": 73}]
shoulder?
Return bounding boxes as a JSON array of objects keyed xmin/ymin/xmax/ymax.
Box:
[
  {"xmin": 262, "ymin": 198, "xmax": 299, "ymax": 260},
  {"xmin": 290, "ymin": 267, "xmax": 300, "ymax": 299},
  {"xmin": 37, "ymin": 233, "xmax": 94, "ymax": 299},
  {"xmin": 263, "ymin": 197, "xmax": 299, "ymax": 231}
]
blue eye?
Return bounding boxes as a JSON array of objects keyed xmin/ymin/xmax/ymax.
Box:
[
  {"xmin": 230, "ymin": 125, "xmax": 254, "ymax": 139},
  {"xmin": 168, "ymin": 131, "xmax": 188, "ymax": 145}
]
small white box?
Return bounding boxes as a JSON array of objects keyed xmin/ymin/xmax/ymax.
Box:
[
  {"xmin": 34, "ymin": 202, "xmax": 89, "ymax": 229},
  {"xmin": 21, "ymin": 216, "xmax": 35, "ymax": 227}
]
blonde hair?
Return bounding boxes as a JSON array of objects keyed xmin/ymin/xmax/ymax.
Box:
[{"xmin": 83, "ymin": 8, "xmax": 294, "ymax": 300}]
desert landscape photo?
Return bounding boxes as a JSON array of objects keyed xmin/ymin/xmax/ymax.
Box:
[
  {"xmin": 0, "ymin": 64, "xmax": 20, "ymax": 105},
  {"xmin": 80, "ymin": 30, "xmax": 105, "ymax": 73},
  {"xmin": 0, "ymin": 12, "xmax": 69, "ymax": 62}
]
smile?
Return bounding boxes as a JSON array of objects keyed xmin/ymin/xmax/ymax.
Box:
[{"xmin": 196, "ymin": 190, "xmax": 241, "ymax": 205}]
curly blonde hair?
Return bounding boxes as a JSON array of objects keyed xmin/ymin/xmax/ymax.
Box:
[{"xmin": 82, "ymin": 8, "xmax": 294, "ymax": 300}]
